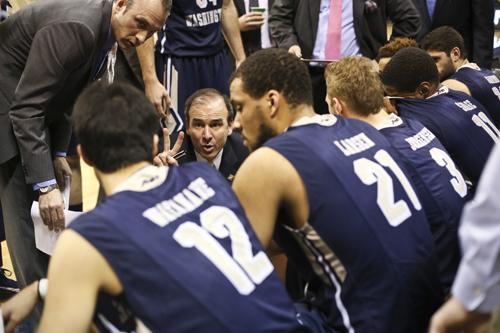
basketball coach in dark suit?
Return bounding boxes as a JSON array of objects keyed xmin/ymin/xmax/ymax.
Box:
[
  {"xmin": 178, "ymin": 88, "xmax": 249, "ymax": 182},
  {"xmin": 0, "ymin": 0, "xmax": 169, "ymax": 289},
  {"xmin": 269, "ymin": 0, "xmax": 421, "ymax": 114},
  {"xmin": 411, "ymin": 0, "xmax": 494, "ymax": 69}
]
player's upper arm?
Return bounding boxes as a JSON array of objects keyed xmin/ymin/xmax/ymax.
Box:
[
  {"xmin": 38, "ymin": 230, "xmax": 122, "ymax": 333},
  {"xmin": 442, "ymin": 79, "xmax": 471, "ymax": 95},
  {"xmin": 232, "ymin": 147, "xmax": 307, "ymax": 248}
]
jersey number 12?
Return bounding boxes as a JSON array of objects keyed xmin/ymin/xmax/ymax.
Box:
[{"xmin": 173, "ymin": 206, "xmax": 274, "ymax": 295}]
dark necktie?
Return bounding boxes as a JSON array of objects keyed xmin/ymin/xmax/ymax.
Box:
[{"xmin": 249, "ymin": 0, "xmax": 259, "ymax": 9}]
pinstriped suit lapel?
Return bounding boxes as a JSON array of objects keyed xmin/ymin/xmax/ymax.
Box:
[
  {"xmin": 87, "ymin": 0, "xmax": 113, "ymax": 82},
  {"xmin": 310, "ymin": 0, "xmax": 322, "ymax": 40},
  {"xmin": 352, "ymin": 0, "xmax": 364, "ymax": 31},
  {"xmin": 431, "ymin": 0, "xmax": 446, "ymax": 21}
]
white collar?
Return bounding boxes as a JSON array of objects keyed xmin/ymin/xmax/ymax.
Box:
[
  {"xmin": 289, "ymin": 114, "xmax": 338, "ymax": 128},
  {"xmin": 428, "ymin": 85, "xmax": 449, "ymax": 99},
  {"xmin": 387, "ymin": 85, "xmax": 449, "ymax": 101},
  {"xmin": 457, "ymin": 62, "xmax": 481, "ymax": 71},
  {"xmin": 195, "ymin": 148, "xmax": 224, "ymax": 170},
  {"xmin": 112, "ymin": 165, "xmax": 169, "ymax": 195},
  {"xmin": 374, "ymin": 113, "xmax": 403, "ymax": 130}
]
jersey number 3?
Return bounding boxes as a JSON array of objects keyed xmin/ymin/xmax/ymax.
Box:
[{"xmin": 173, "ymin": 206, "xmax": 274, "ymax": 295}]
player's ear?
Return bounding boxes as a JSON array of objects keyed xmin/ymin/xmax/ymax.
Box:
[
  {"xmin": 226, "ymin": 105, "xmax": 234, "ymax": 136},
  {"xmin": 267, "ymin": 90, "xmax": 280, "ymax": 118},
  {"xmin": 416, "ymin": 82, "xmax": 432, "ymax": 99},
  {"xmin": 77, "ymin": 144, "xmax": 93, "ymax": 167},
  {"xmin": 333, "ymin": 97, "xmax": 344, "ymax": 116},
  {"xmin": 383, "ymin": 96, "xmax": 398, "ymax": 115},
  {"xmin": 450, "ymin": 47, "xmax": 461, "ymax": 62}
]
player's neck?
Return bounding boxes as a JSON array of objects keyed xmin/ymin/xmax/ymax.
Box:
[
  {"xmin": 454, "ymin": 58, "xmax": 469, "ymax": 70},
  {"xmin": 96, "ymin": 161, "xmax": 152, "ymax": 195},
  {"xmin": 288, "ymin": 104, "xmax": 317, "ymax": 125},
  {"xmin": 346, "ymin": 108, "xmax": 389, "ymax": 128}
]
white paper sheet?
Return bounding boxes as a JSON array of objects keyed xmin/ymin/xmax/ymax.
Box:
[
  {"xmin": 0, "ymin": 308, "xmax": 4, "ymax": 333},
  {"xmin": 31, "ymin": 177, "xmax": 83, "ymax": 255}
]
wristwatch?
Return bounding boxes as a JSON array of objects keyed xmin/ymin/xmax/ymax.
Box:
[{"xmin": 38, "ymin": 184, "xmax": 58, "ymax": 194}]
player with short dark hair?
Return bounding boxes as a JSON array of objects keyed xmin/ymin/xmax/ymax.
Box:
[
  {"xmin": 229, "ymin": 49, "xmax": 313, "ymax": 109},
  {"xmin": 1, "ymin": 81, "xmax": 309, "ymax": 333},
  {"xmin": 73, "ymin": 83, "xmax": 159, "ymax": 173},
  {"xmin": 381, "ymin": 47, "xmax": 499, "ymax": 186},
  {"xmin": 231, "ymin": 48, "xmax": 443, "ymax": 333},
  {"xmin": 326, "ymin": 56, "xmax": 468, "ymax": 294},
  {"xmin": 421, "ymin": 26, "xmax": 500, "ymax": 126},
  {"xmin": 381, "ymin": 47, "xmax": 440, "ymax": 94},
  {"xmin": 421, "ymin": 26, "xmax": 467, "ymax": 67}
]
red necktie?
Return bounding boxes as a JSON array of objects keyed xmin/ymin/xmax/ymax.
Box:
[{"xmin": 325, "ymin": 0, "xmax": 342, "ymax": 60}]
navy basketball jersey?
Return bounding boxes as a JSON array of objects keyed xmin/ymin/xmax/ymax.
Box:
[
  {"xmin": 451, "ymin": 64, "xmax": 500, "ymax": 126},
  {"xmin": 378, "ymin": 114, "xmax": 467, "ymax": 292},
  {"xmin": 265, "ymin": 115, "xmax": 442, "ymax": 333},
  {"xmin": 157, "ymin": 0, "xmax": 225, "ymax": 57},
  {"xmin": 395, "ymin": 86, "xmax": 499, "ymax": 184},
  {"xmin": 70, "ymin": 164, "xmax": 306, "ymax": 333}
]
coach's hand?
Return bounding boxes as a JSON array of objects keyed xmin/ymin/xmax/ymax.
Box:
[
  {"xmin": 53, "ymin": 156, "xmax": 72, "ymax": 190},
  {"xmin": 2, "ymin": 281, "xmax": 39, "ymax": 333},
  {"xmin": 288, "ymin": 45, "xmax": 302, "ymax": 59},
  {"xmin": 153, "ymin": 128, "xmax": 184, "ymax": 167},
  {"xmin": 39, "ymin": 188, "xmax": 65, "ymax": 232}
]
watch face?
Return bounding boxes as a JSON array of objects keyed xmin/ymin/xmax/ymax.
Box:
[{"xmin": 39, "ymin": 185, "xmax": 56, "ymax": 194}]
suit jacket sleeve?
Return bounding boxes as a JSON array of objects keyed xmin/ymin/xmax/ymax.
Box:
[
  {"xmin": 9, "ymin": 21, "xmax": 95, "ymax": 184},
  {"xmin": 48, "ymin": 110, "xmax": 72, "ymax": 154},
  {"xmin": 268, "ymin": 0, "xmax": 299, "ymax": 50},
  {"xmin": 386, "ymin": 0, "xmax": 421, "ymax": 40},
  {"xmin": 471, "ymin": 0, "xmax": 494, "ymax": 68},
  {"xmin": 452, "ymin": 143, "xmax": 500, "ymax": 312}
]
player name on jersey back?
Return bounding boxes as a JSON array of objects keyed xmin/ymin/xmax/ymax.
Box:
[
  {"xmin": 334, "ymin": 133, "xmax": 375, "ymax": 156},
  {"xmin": 142, "ymin": 177, "xmax": 215, "ymax": 227},
  {"xmin": 485, "ymin": 74, "xmax": 500, "ymax": 85},
  {"xmin": 454, "ymin": 99, "xmax": 477, "ymax": 112},
  {"xmin": 405, "ymin": 127, "xmax": 436, "ymax": 151}
]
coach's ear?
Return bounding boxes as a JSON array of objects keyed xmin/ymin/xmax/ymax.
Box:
[{"xmin": 77, "ymin": 144, "xmax": 93, "ymax": 167}]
